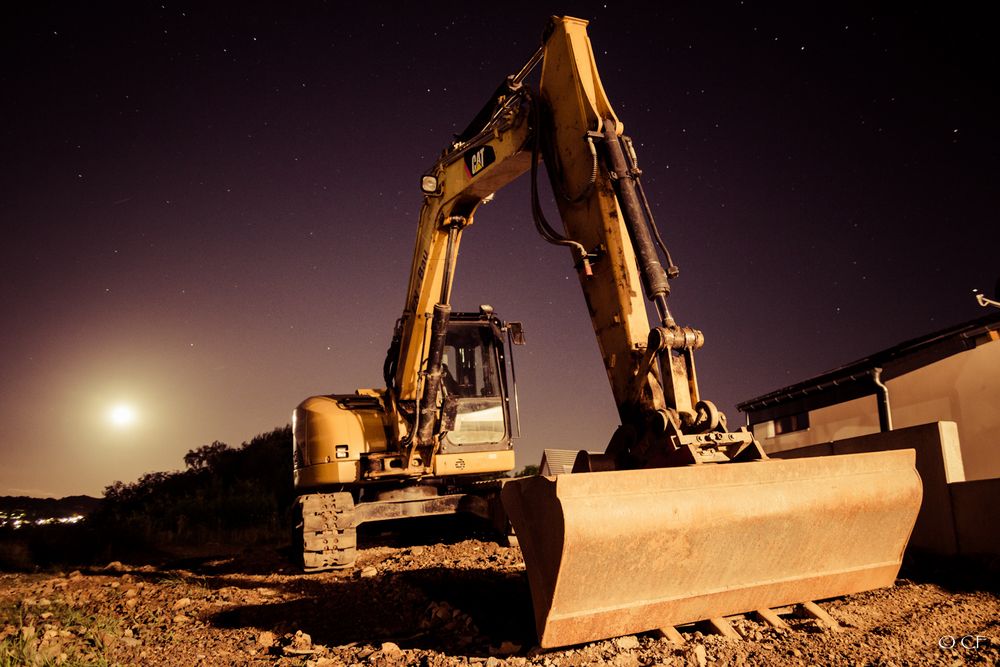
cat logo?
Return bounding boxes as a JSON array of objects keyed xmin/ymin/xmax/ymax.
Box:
[{"xmin": 463, "ymin": 145, "xmax": 496, "ymax": 178}]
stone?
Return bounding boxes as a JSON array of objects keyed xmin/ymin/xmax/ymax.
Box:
[
  {"xmin": 692, "ymin": 643, "xmax": 707, "ymax": 667},
  {"xmin": 172, "ymin": 597, "xmax": 191, "ymax": 610},
  {"xmin": 307, "ymin": 658, "xmax": 339, "ymax": 667},
  {"xmin": 257, "ymin": 631, "xmax": 276, "ymax": 648},
  {"xmin": 496, "ymin": 641, "xmax": 522, "ymax": 655},
  {"xmin": 292, "ymin": 630, "xmax": 313, "ymax": 649},
  {"xmin": 360, "ymin": 566, "xmax": 378, "ymax": 579},
  {"xmin": 615, "ymin": 635, "xmax": 640, "ymax": 651}
]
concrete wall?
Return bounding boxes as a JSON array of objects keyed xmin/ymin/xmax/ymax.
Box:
[
  {"xmin": 757, "ymin": 339, "xmax": 1000, "ymax": 480},
  {"xmin": 757, "ymin": 395, "xmax": 880, "ymax": 453},
  {"xmin": 772, "ymin": 422, "xmax": 966, "ymax": 556}
]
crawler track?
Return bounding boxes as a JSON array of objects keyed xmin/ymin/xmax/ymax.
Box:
[{"xmin": 296, "ymin": 491, "xmax": 357, "ymax": 571}]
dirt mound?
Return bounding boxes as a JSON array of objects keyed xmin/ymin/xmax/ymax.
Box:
[{"xmin": 1, "ymin": 534, "xmax": 998, "ymax": 665}]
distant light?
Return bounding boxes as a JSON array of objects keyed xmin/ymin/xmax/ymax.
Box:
[{"xmin": 109, "ymin": 404, "xmax": 137, "ymax": 428}]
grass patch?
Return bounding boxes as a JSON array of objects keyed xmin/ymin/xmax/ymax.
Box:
[{"xmin": 0, "ymin": 601, "xmax": 118, "ymax": 667}]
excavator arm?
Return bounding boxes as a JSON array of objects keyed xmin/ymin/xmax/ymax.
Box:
[
  {"xmin": 536, "ymin": 18, "xmax": 757, "ymax": 468},
  {"xmin": 390, "ymin": 17, "xmax": 758, "ymax": 474}
]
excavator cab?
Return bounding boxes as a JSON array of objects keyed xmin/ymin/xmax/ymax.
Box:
[{"xmin": 439, "ymin": 309, "xmax": 519, "ymax": 452}]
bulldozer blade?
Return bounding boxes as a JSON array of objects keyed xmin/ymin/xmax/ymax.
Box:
[{"xmin": 501, "ymin": 450, "xmax": 921, "ymax": 648}]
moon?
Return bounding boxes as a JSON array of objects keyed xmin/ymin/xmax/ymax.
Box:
[{"xmin": 108, "ymin": 404, "xmax": 137, "ymax": 428}]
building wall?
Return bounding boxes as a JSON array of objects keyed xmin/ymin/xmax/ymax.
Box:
[
  {"xmin": 888, "ymin": 340, "xmax": 1000, "ymax": 480},
  {"xmin": 757, "ymin": 339, "xmax": 1000, "ymax": 480},
  {"xmin": 755, "ymin": 395, "xmax": 880, "ymax": 453}
]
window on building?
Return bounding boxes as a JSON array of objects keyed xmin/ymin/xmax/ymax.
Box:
[{"xmin": 774, "ymin": 411, "xmax": 809, "ymax": 435}]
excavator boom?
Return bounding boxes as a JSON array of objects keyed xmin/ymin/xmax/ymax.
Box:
[{"xmin": 492, "ymin": 17, "xmax": 922, "ymax": 647}]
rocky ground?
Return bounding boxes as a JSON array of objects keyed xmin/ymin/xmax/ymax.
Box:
[{"xmin": 1, "ymin": 519, "xmax": 998, "ymax": 666}]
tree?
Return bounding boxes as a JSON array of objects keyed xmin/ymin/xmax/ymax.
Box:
[{"xmin": 183, "ymin": 441, "xmax": 231, "ymax": 471}]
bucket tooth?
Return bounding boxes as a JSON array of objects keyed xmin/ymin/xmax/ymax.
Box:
[
  {"xmin": 502, "ymin": 450, "xmax": 921, "ymax": 648},
  {"xmin": 754, "ymin": 608, "xmax": 790, "ymax": 630},
  {"xmin": 801, "ymin": 601, "xmax": 843, "ymax": 632},
  {"xmin": 705, "ymin": 617, "xmax": 740, "ymax": 639}
]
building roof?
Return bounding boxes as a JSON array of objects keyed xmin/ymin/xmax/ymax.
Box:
[
  {"xmin": 539, "ymin": 449, "xmax": 584, "ymax": 475},
  {"xmin": 738, "ymin": 310, "xmax": 1000, "ymax": 424}
]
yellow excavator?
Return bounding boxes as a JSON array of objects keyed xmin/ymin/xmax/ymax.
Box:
[{"xmin": 292, "ymin": 16, "xmax": 922, "ymax": 649}]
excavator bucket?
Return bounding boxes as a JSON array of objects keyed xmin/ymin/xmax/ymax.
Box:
[{"xmin": 501, "ymin": 450, "xmax": 921, "ymax": 648}]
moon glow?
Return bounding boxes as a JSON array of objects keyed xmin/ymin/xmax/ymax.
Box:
[{"xmin": 109, "ymin": 404, "xmax": 137, "ymax": 428}]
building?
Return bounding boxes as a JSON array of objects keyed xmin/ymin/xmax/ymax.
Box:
[
  {"xmin": 738, "ymin": 311, "xmax": 1000, "ymax": 480},
  {"xmin": 539, "ymin": 449, "xmax": 584, "ymax": 476}
]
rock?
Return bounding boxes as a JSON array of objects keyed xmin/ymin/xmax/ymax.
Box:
[
  {"xmin": 411, "ymin": 546, "xmax": 425, "ymax": 556},
  {"xmin": 292, "ymin": 630, "xmax": 313, "ymax": 649},
  {"xmin": 257, "ymin": 631, "xmax": 276, "ymax": 648},
  {"xmin": 615, "ymin": 635, "xmax": 640, "ymax": 651},
  {"xmin": 380, "ymin": 641, "xmax": 401, "ymax": 654},
  {"xmin": 104, "ymin": 561, "xmax": 125, "ymax": 571},
  {"xmin": 494, "ymin": 640, "xmax": 522, "ymax": 655},
  {"xmin": 792, "ymin": 649, "xmax": 802, "ymax": 658},
  {"xmin": 125, "ymin": 588, "xmax": 138, "ymax": 598},
  {"xmin": 612, "ymin": 654, "xmax": 640, "ymax": 667},
  {"xmin": 360, "ymin": 566, "xmax": 378, "ymax": 579},
  {"xmin": 172, "ymin": 597, "xmax": 191, "ymax": 610},
  {"xmin": 692, "ymin": 643, "xmax": 707, "ymax": 667},
  {"xmin": 307, "ymin": 658, "xmax": 339, "ymax": 667},
  {"xmin": 68, "ymin": 570, "xmax": 82, "ymax": 580},
  {"xmin": 172, "ymin": 614, "xmax": 190, "ymax": 624}
]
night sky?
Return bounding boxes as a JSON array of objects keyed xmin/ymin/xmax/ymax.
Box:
[{"xmin": 3, "ymin": 3, "xmax": 996, "ymax": 497}]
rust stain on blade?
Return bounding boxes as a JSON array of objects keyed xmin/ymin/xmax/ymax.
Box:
[{"xmin": 501, "ymin": 449, "xmax": 922, "ymax": 648}]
